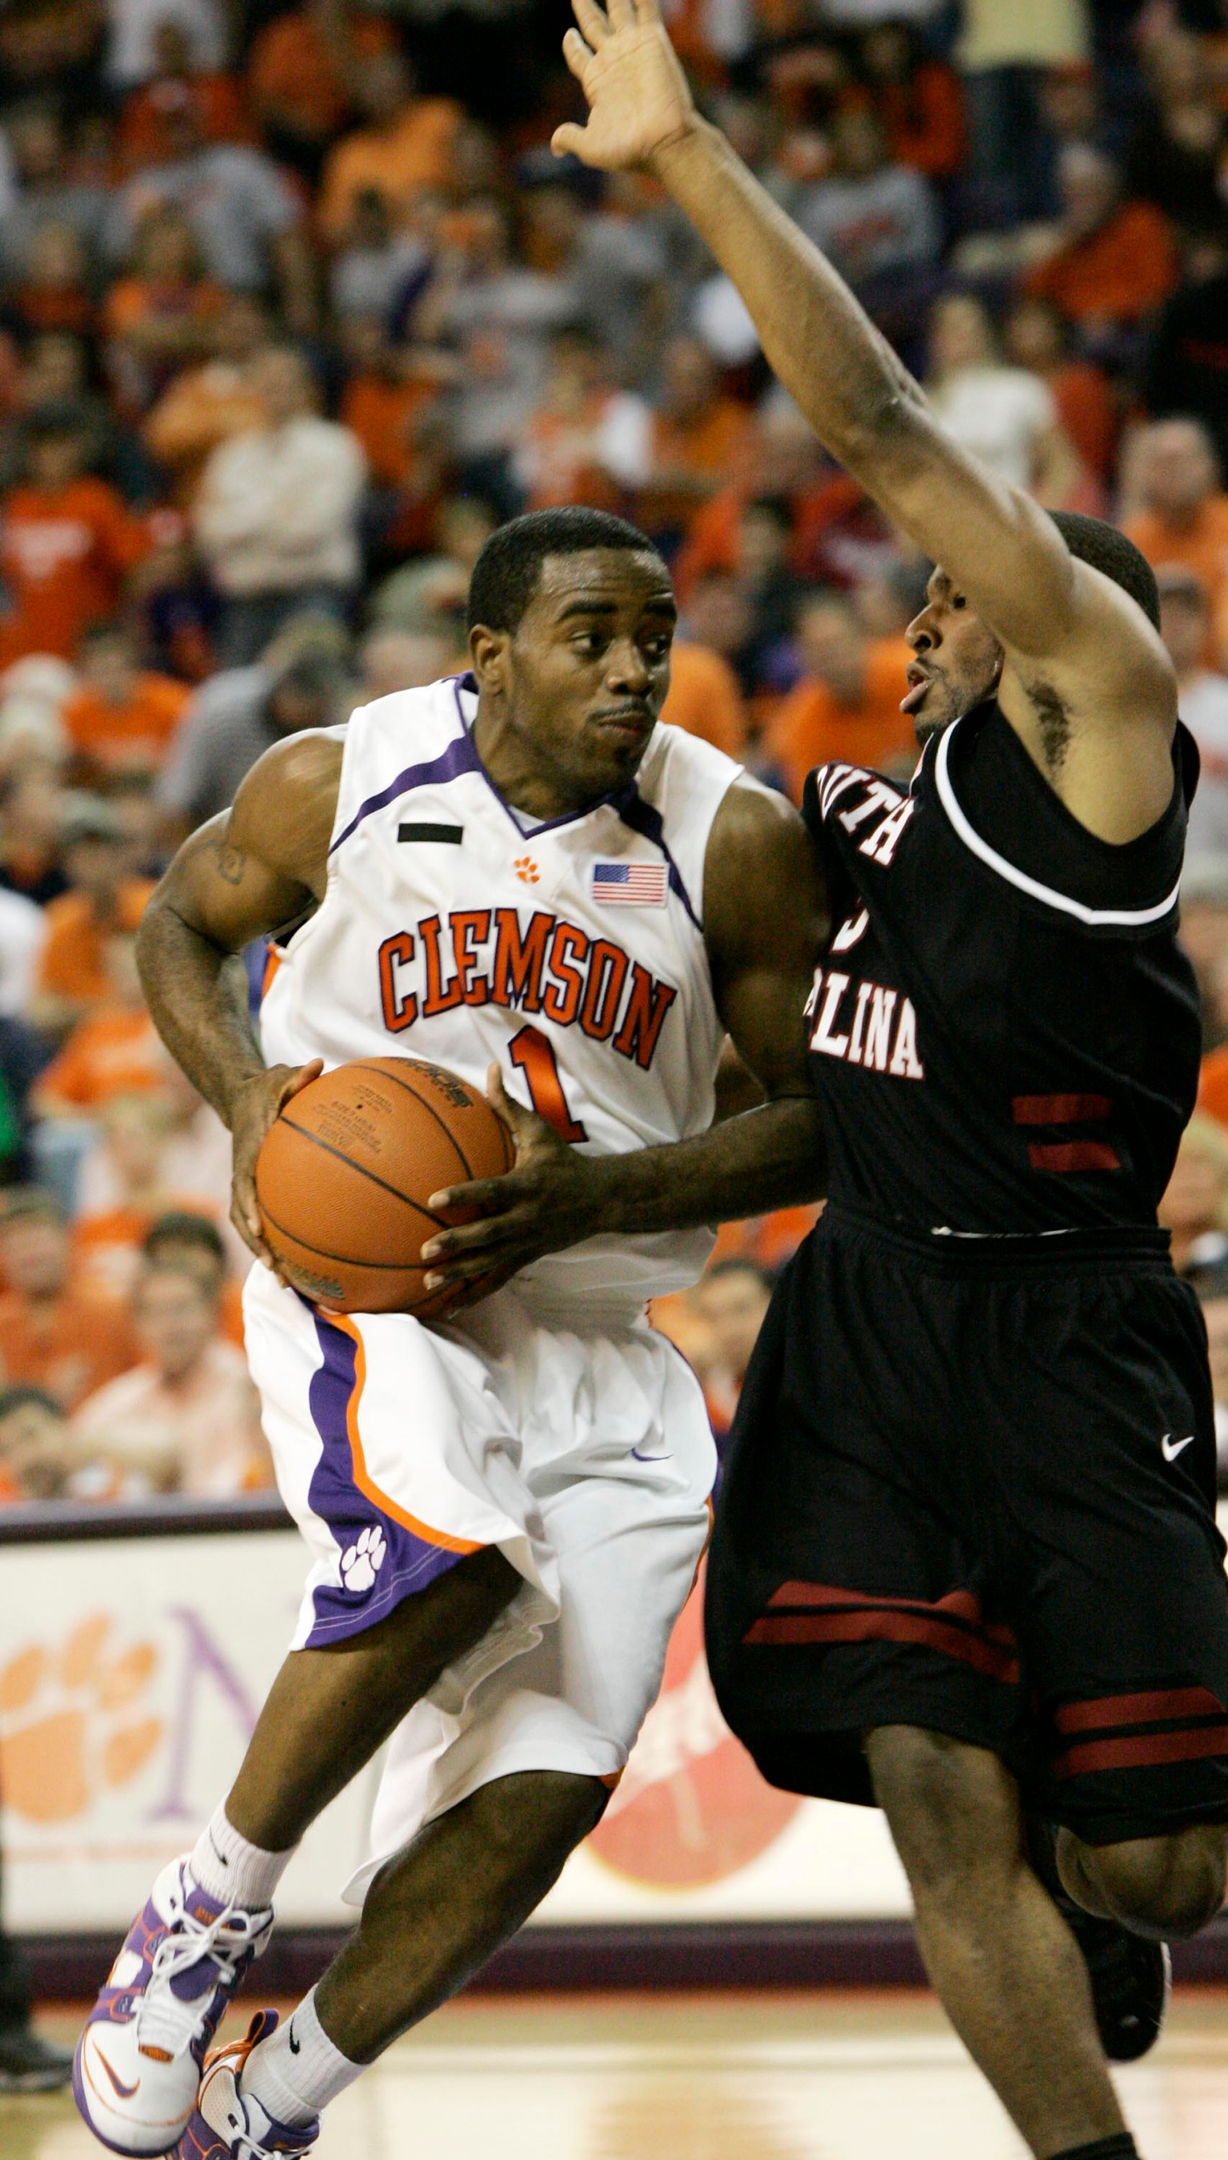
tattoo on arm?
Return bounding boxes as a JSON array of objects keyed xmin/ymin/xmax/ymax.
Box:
[{"xmin": 214, "ymin": 838, "xmax": 247, "ymax": 887}]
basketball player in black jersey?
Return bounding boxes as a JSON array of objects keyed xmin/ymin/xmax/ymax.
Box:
[{"xmin": 515, "ymin": 5, "xmax": 1228, "ymax": 2158}]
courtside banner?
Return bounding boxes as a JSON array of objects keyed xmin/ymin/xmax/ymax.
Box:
[{"xmin": 0, "ymin": 1517, "xmax": 910, "ymax": 1933}]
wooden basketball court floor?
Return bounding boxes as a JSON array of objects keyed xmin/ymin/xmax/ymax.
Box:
[{"xmin": 7, "ymin": 1990, "xmax": 1228, "ymax": 2160}]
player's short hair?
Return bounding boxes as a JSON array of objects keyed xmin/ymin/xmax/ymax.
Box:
[
  {"xmin": 466, "ymin": 508, "xmax": 666, "ymax": 635},
  {"xmin": 143, "ymin": 1210, "xmax": 226, "ymax": 1264},
  {"xmin": 1049, "ymin": 511, "xmax": 1160, "ymax": 630}
]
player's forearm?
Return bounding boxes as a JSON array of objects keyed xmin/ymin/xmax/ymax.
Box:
[
  {"xmin": 136, "ymin": 897, "xmax": 266, "ymax": 1129},
  {"xmin": 586, "ymin": 1092, "xmax": 826, "ymax": 1238},
  {"xmin": 651, "ymin": 120, "xmax": 925, "ymax": 475}
]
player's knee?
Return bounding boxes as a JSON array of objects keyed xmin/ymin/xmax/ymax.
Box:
[
  {"xmin": 1079, "ymin": 1825, "xmax": 1227, "ymax": 1940},
  {"xmin": 867, "ymin": 1726, "xmax": 1019, "ymax": 1901},
  {"xmin": 466, "ymin": 1770, "xmax": 609, "ymax": 1878}
]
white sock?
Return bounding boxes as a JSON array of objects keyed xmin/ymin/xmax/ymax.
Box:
[
  {"xmin": 241, "ymin": 1988, "xmax": 363, "ymax": 2125},
  {"xmin": 189, "ymin": 1805, "xmax": 295, "ymax": 1912}
]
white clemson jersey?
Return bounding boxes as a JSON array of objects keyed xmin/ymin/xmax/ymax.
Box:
[{"xmin": 259, "ymin": 672, "xmax": 746, "ymax": 1313}]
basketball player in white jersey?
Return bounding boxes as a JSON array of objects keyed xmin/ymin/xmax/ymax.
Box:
[{"xmin": 74, "ymin": 507, "xmax": 828, "ymax": 2160}]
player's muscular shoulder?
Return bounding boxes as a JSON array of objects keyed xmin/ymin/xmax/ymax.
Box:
[
  {"xmin": 703, "ymin": 781, "xmax": 829, "ymax": 979},
  {"xmin": 226, "ymin": 728, "xmax": 344, "ymax": 900}
]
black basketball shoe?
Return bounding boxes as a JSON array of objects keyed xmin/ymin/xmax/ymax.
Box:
[{"xmin": 1026, "ymin": 1817, "xmax": 1171, "ymax": 2063}]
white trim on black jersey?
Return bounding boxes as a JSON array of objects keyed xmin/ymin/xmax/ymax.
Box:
[{"xmin": 934, "ymin": 719, "xmax": 1182, "ymax": 928}]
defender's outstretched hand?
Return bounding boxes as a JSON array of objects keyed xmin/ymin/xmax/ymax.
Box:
[{"xmin": 551, "ymin": 0, "xmax": 697, "ymax": 173}]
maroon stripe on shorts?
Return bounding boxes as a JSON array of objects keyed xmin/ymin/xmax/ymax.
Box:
[
  {"xmin": 1055, "ymin": 1686, "xmax": 1227, "ymax": 1736},
  {"xmin": 1027, "ymin": 1140, "xmax": 1122, "ymax": 1172},
  {"xmin": 1053, "ymin": 1723, "xmax": 1228, "ymax": 1780},
  {"xmin": 1011, "ymin": 1093, "xmax": 1112, "ymax": 1125}
]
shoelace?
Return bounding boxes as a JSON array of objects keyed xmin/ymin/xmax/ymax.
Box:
[{"xmin": 134, "ymin": 1896, "xmax": 270, "ymax": 2060}]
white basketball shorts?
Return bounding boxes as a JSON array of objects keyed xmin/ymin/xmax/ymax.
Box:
[{"xmin": 241, "ymin": 1267, "xmax": 715, "ymax": 1889}]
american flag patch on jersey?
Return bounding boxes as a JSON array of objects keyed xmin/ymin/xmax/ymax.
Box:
[{"xmin": 591, "ymin": 861, "xmax": 669, "ymax": 907}]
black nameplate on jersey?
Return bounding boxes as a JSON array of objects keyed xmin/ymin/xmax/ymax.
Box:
[{"xmin": 398, "ymin": 823, "xmax": 464, "ymax": 844}]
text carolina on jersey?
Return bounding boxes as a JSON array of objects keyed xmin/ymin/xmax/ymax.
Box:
[{"xmin": 376, "ymin": 908, "xmax": 678, "ymax": 1069}]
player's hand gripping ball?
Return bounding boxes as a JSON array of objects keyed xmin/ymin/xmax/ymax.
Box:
[{"xmin": 254, "ymin": 1057, "xmax": 514, "ymax": 1318}]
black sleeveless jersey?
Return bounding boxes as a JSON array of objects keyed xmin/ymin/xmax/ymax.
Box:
[{"xmin": 801, "ymin": 699, "xmax": 1202, "ymax": 1235}]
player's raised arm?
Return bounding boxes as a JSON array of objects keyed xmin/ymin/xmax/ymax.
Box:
[
  {"xmin": 420, "ymin": 782, "xmax": 829, "ymax": 1300},
  {"xmin": 551, "ymin": 0, "xmax": 1176, "ymax": 840},
  {"xmin": 136, "ymin": 729, "xmax": 342, "ymax": 1261}
]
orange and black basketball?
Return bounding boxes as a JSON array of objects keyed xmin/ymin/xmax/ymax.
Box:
[{"xmin": 254, "ymin": 1056, "xmax": 514, "ymax": 1317}]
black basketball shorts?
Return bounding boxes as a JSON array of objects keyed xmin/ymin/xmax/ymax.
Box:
[{"xmin": 705, "ymin": 1200, "xmax": 1228, "ymax": 1845}]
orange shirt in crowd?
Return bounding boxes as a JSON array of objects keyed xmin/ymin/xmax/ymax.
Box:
[
  {"xmin": 104, "ymin": 273, "xmax": 229, "ymax": 348},
  {"xmin": 120, "ymin": 72, "xmax": 253, "ymax": 167},
  {"xmin": 144, "ymin": 362, "xmax": 267, "ymax": 505},
  {"xmin": 64, "ymin": 673, "xmax": 189, "ymax": 772},
  {"xmin": 1199, "ymin": 1045, "xmax": 1228, "ymax": 1131},
  {"xmin": 340, "ymin": 373, "xmax": 437, "ymax": 488},
  {"xmin": 71, "ymin": 1338, "xmax": 270, "ymax": 1497},
  {"xmin": 249, "ymin": 8, "xmax": 393, "ymax": 143},
  {"xmin": 875, "ymin": 64, "xmax": 966, "ymax": 179},
  {"xmin": 1051, "ymin": 361, "xmax": 1118, "ymax": 481},
  {"xmin": 38, "ymin": 881, "xmax": 156, "ymax": 1004},
  {"xmin": 766, "ymin": 639, "xmax": 914, "ymax": 803},
  {"xmin": 38, "ymin": 1007, "xmax": 167, "ymax": 1112},
  {"xmin": 0, "ymin": 1281, "xmax": 141, "ymax": 1409},
  {"xmin": 1124, "ymin": 496, "xmax": 1228, "ymax": 664},
  {"xmin": 319, "ymin": 100, "xmax": 463, "ymax": 243},
  {"xmin": 661, "ymin": 639, "xmax": 748, "ymax": 759},
  {"xmin": 649, "ymin": 399, "xmax": 754, "ymax": 493},
  {"xmin": 1023, "ymin": 200, "xmax": 1178, "ymax": 327},
  {"xmin": 0, "ymin": 479, "xmax": 149, "ymax": 664}
]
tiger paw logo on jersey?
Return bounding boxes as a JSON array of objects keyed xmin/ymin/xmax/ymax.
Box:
[
  {"xmin": 587, "ymin": 1568, "xmax": 800, "ymax": 1887},
  {"xmin": 514, "ymin": 857, "xmax": 540, "ymax": 885},
  {"xmin": 0, "ymin": 1614, "xmax": 162, "ymax": 1825}
]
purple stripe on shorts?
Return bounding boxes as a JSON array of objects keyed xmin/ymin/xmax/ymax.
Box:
[{"xmin": 304, "ymin": 1311, "xmax": 466, "ymax": 1644}]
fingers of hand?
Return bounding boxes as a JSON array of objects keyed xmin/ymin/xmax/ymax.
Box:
[
  {"xmin": 572, "ymin": 0, "xmax": 610, "ymax": 44},
  {"xmin": 285, "ymin": 1058, "xmax": 323, "ymax": 1104},
  {"xmin": 427, "ymin": 1174, "xmax": 507, "ymax": 1219},
  {"xmin": 605, "ymin": 0, "xmax": 634, "ymax": 30},
  {"xmin": 422, "ymin": 1206, "xmax": 532, "ymax": 1274},
  {"xmin": 439, "ymin": 1263, "xmax": 518, "ymax": 1313}
]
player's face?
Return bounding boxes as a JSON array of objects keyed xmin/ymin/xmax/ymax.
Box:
[
  {"xmin": 478, "ymin": 550, "xmax": 676, "ymax": 805},
  {"xmin": 903, "ymin": 570, "xmax": 1003, "ymax": 743}
]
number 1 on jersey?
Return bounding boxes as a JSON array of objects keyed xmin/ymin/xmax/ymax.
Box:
[{"xmin": 508, "ymin": 1025, "xmax": 588, "ymax": 1143}]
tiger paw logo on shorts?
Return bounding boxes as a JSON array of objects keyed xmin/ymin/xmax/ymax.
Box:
[
  {"xmin": 0, "ymin": 1614, "xmax": 162, "ymax": 1825},
  {"xmin": 588, "ymin": 1566, "xmax": 800, "ymax": 1888},
  {"xmin": 340, "ymin": 1525, "xmax": 386, "ymax": 1594}
]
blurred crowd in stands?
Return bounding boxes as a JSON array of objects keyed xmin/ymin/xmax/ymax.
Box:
[{"xmin": 5, "ymin": 0, "xmax": 1228, "ymax": 1500}]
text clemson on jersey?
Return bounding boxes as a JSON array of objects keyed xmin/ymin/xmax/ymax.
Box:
[{"xmin": 376, "ymin": 908, "xmax": 677, "ymax": 1070}]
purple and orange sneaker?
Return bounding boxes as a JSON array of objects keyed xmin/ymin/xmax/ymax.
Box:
[
  {"xmin": 74, "ymin": 1855, "xmax": 273, "ymax": 2156},
  {"xmin": 176, "ymin": 2012, "xmax": 318, "ymax": 2158}
]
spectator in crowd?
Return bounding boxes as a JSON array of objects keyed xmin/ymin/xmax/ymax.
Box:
[
  {"xmin": 0, "ymin": 883, "xmax": 46, "ymax": 1019},
  {"xmin": 156, "ymin": 623, "xmax": 351, "ymax": 831},
  {"xmin": 858, "ymin": 19, "xmax": 966, "ymax": 183},
  {"xmin": 103, "ymin": 206, "xmax": 229, "ymax": 415},
  {"xmin": 1022, "ymin": 145, "xmax": 1179, "ymax": 352},
  {"xmin": 248, "ymin": 1, "xmax": 396, "ymax": 181},
  {"xmin": 793, "ymin": 106, "xmax": 940, "ymax": 352},
  {"xmin": 0, "ymin": 402, "xmax": 149, "ymax": 666},
  {"xmin": 925, "ymin": 291, "xmax": 1086, "ymax": 506},
  {"xmin": 0, "ymin": 101, "xmax": 112, "ymax": 281},
  {"xmin": 765, "ymin": 593, "xmax": 914, "ymax": 803},
  {"xmin": 33, "ymin": 932, "xmax": 166, "ymax": 1119},
  {"xmin": 317, "ymin": 49, "xmax": 460, "ymax": 244},
  {"xmin": 660, "ymin": 633, "xmax": 747, "ymax": 759},
  {"xmin": 0, "ymin": 1187, "xmax": 139, "ymax": 1408},
  {"xmin": 640, "ymin": 333, "xmax": 753, "ymax": 540},
  {"xmin": 142, "ymin": 291, "xmax": 268, "ymax": 505},
  {"xmin": 142, "ymin": 1207, "xmax": 243, "ymax": 1345},
  {"xmin": 956, "ymin": 0, "xmax": 1092, "ymax": 227},
  {"xmin": 1159, "ymin": 566, "xmax": 1228, "ymax": 858},
  {"xmin": 194, "ymin": 344, "xmax": 367, "ymax": 663},
  {"xmin": 1002, "ymin": 294, "xmax": 1118, "ymax": 486},
  {"xmin": 62, "ymin": 620, "xmax": 189, "ymax": 776},
  {"xmin": 117, "ymin": 19, "xmax": 251, "ymax": 170},
  {"xmin": 33, "ymin": 794, "xmax": 153, "ymax": 1034},
  {"xmin": 1123, "ymin": 419, "xmax": 1228, "ymax": 664},
  {"xmin": 106, "ymin": 92, "xmax": 315, "ymax": 327},
  {"xmin": 0, "ymin": 1381, "xmax": 77, "ymax": 1500},
  {"xmin": 1158, "ymin": 1111, "xmax": 1228, "ymax": 1276},
  {"xmin": 0, "ymin": 761, "xmax": 68, "ymax": 908},
  {"xmin": 512, "ymin": 328, "xmax": 650, "ymax": 514},
  {"xmin": 71, "ymin": 1260, "xmax": 269, "ymax": 1495},
  {"xmin": 353, "ymin": 626, "xmax": 463, "ymax": 702},
  {"xmin": 106, "ymin": 0, "xmax": 228, "ymax": 92},
  {"xmin": 693, "ymin": 1258, "xmax": 774, "ymax": 1446}
]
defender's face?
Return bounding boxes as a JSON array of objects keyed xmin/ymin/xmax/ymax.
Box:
[
  {"xmin": 480, "ymin": 549, "xmax": 676, "ymax": 802},
  {"xmin": 903, "ymin": 569, "xmax": 1003, "ymax": 743}
]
